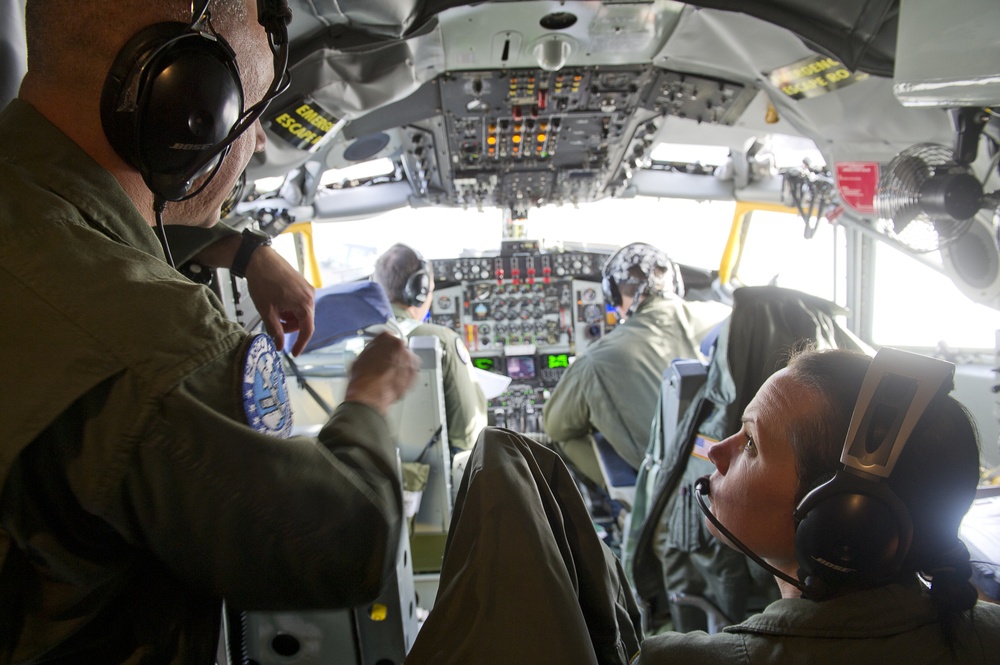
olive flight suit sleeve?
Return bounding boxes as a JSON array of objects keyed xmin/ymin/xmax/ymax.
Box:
[
  {"xmin": 162, "ymin": 224, "xmax": 241, "ymax": 266},
  {"xmin": 542, "ymin": 357, "xmax": 611, "ymax": 485},
  {"xmin": 440, "ymin": 332, "xmax": 487, "ymax": 450},
  {"xmin": 543, "ymin": 356, "xmax": 597, "ymax": 446},
  {"xmin": 111, "ymin": 358, "xmax": 403, "ymax": 611}
]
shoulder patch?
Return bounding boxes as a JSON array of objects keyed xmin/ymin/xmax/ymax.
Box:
[
  {"xmin": 241, "ymin": 334, "xmax": 293, "ymax": 438},
  {"xmin": 455, "ymin": 337, "xmax": 471, "ymax": 365}
]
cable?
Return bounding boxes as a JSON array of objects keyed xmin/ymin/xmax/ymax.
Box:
[
  {"xmin": 152, "ymin": 197, "xmax": 175, "ymax": 268},
  {"xmin": 693, "ymin": 476, "xmax": 809, "ymax": 594}
]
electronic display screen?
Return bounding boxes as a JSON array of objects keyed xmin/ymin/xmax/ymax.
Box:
[
  {"xmin": 506, "ymin": 356, "xmax": 536, "ymax": 380},
  {"xmin": 543, "ymin": 353, "xmax": 571, "ymax": 369},
  {"xmin": 473, "ymin": 356, "xmax": 497, "ymax": 372}
]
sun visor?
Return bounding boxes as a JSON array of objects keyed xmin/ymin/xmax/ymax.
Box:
[
  {"xmin": 285, "ymin": 0, "xmax": 425, "ymax": 41},
  {"xmin": 282, "ymin": 23, "xmax": 445, "ymax": 120}
]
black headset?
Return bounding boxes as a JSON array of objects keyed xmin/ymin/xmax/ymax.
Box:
[
  {"xmin": 791, "ymin": 347, "xmax": 955, "ymax": 598},
  {"xmin": 696, "ymin": 347, "xmax": 954, "ymax": 600},
  {"xmin": 101, "ymin": 0, "xmax": 291, "ymax": 204},
  {"xmin": 402, "ymin": 251, "xmax": 432, "ymax": 308}
]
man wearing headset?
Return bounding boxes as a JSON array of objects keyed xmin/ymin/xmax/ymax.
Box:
[
  {"xmin": 0, "ymin": 1, "xmax": 418, "ymax": 663},
  {"xmin": 373, "ymin": 243, "xmax": 488, "ymax": 452},
  {"xmin": 543, "ymin": 242, "xmax": 729, "ymax": 491}
]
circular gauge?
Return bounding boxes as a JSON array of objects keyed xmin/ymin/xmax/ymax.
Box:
[
  {"xmin": 582, "ymin": 287, "xmax": 596, "ymax": 302},
  {"xmin": 583, "ymin": 304, "xmax": 602, "ymax": 322},
  {"xmin": 473, "ymin": 283, "xmax": 493, "ymax": 300}
]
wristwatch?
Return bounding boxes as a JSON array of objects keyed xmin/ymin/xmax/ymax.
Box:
[{"xmin": 231, "ymin": 227, "xmax": 272, "ymax": 278}]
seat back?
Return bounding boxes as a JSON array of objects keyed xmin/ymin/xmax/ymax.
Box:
[
  {"xmin": 594, "ymin": 355, "xmax": 715, "ymax": 513},
  {"xmin": 386, "ymin": 336, "xmax": 452, "ymax": 535},
  {"xmin": 660, "ymin": 359, "xmax": 710, "ymax": 456},
  {"xmin": 593, "ymin": 434, "xmax": 639, "ymax": 507}
]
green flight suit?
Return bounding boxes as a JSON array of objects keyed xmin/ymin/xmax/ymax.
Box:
[
  {"xmin": 638, "ymin": 582, "xmax": 1000, "ymax": 664},
  {"xmin": 0, "ymin": 99, "xmax": 402, "ymax": 664},
  {"xmin": 405, "ymin": 428, "xmax": 643, "ymax": 664},
  {"xmin": 392, "ymin": 304, "xmax": 487, "ymax": 451},
  {"xmin": 543, "ymin": 295, "xmax": 729, "ymax": 486}
]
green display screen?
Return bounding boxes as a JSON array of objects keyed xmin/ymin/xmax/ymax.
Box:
[
  {"xmin": 473, "ymin": 357, "xmax": 496, "ymax": 371},
  {"xmin": 546, "ymin": 353, "xmax": 570, "ymax": 369}
]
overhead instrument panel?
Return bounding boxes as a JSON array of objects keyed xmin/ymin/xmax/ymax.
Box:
[
  {"xmin": 642, "ymin": 70, "xmax": 757, "ymax": 124},
  {"xmin": 434, "ymin": 66, "xmax": 755, "ymax": 213}
]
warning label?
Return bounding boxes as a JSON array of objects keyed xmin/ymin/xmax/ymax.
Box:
[
  {"xmin": 768, "ymin": 54, "xmax": 869, "ymax": 100},
  {"xmin": 835, "ymin": 162, "xmax": 880, "ymax": 215},
  {"xmin": 267, "ymin": 99, "xmax": 340, "ymax": 150}
]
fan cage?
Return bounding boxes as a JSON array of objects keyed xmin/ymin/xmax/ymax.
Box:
[{"xmin": 874, "ymin": 143, "xmax": 974, "ymax": 253}]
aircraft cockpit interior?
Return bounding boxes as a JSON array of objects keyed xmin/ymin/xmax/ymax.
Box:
[{"xmin": 3, "ymin": 0, "xmax": 1000, "ymax": 664}]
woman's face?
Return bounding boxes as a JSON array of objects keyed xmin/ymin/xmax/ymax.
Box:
[{"xmin": 706, "ymin": 369, "xmax": 812, "ymax": 565}]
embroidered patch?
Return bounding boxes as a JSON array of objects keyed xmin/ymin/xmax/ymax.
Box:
[
  {"xmin": 455, "ymin": 337, "xmax": 471, "ymax": 365},
  {"xmin": 690, "ymin": 434, "xmax": 719, "ymax": 462},
  {"xmin": 242, "ymin": 334, "xmax": 293, "ymax": 438}
]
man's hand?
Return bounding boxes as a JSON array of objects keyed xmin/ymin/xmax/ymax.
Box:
[
  {"xmin": 344, "ymin": 333, "xmax": 420, "ymax": 415},
  {"xmin": 243, "ymin": 246, "xmax": 316, "ymax": 356}
]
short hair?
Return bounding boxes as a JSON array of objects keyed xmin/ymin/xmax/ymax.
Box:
[
  {"xmin": 372, "ymin": 243, "xmax": 433, "ymax": 305},
  {"xmin": 784, "ymin": 347, "xmax": 980, "ymax": 622},
  {"xmin": 24, "ymin": 0, "xmax": 248, "ymax": 91}
]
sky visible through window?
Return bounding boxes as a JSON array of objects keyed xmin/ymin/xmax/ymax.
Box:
[{"xmin": 279, "ymin": 196, "xmax": 1000, "ymax": 351}]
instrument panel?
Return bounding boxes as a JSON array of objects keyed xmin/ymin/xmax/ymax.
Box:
[
  {"xmin": 429, "ymin": 248, "xmax": 614, "ymax": 433},
  {"xmin": 395, "ymin": 66, "xmax": 756, "ymax": 216}
]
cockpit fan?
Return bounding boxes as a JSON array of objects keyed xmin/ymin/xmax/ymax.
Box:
[
  {"xmin": 874, "ymin": 109, "xmax": 1000, "ymax": 253},
  {"xmin": 873, "ymin": 143, "xmax": 985, "ymax": 252}
]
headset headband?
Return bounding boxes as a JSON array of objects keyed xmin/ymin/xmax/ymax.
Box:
[{"xmin": 840, "ymin": 347, "xmax": 955, "ymax": 480}]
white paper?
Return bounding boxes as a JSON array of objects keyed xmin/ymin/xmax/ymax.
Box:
[{"xmin": 472, "ymin": 367, "xmax": 512, "ymax": 399}]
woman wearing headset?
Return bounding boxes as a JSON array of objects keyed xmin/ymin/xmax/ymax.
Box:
[{"xmin": 639, "ymin": 347, "xmax": 1000, "ymax": 663}]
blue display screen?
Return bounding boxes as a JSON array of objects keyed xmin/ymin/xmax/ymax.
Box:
[{"xmin": 506, "ymin": 356, "xmax": 536, "ymax": 380}]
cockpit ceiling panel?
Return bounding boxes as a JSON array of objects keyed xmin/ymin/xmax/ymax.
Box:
[
  {"xmin": 679, "ymin": 0, "xmax": 898, "ymax": 77},
  {"xmin": 251, "ymin": 0, "xmax": 974, "ymax": 219},
  {"xmin": 656, "ymin": 9, "xmax": 953, "ymax": 151},
  {"xmin": 436, "ymin": 1, "xmax": 685, "ymax": 72},
  {"xmin": 283, "ymin": 1, "xmax": 898, "ymax": 75},
  {"xmin": 431, "ymin": 64, "xmax": 754, "ymax": 211}
]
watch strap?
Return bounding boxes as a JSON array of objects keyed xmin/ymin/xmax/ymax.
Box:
[{"xmin": 231, "ymin": 228, "xmax": 271, "ymax": 278}]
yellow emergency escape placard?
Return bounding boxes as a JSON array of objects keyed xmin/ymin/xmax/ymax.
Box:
[
  {"xmin": 768, "ymin": 54, "xmax": 869, "ymax": 100},
  {"xmin": 267, "ymin": 98, "xmax": 340, "ymax": 150}
]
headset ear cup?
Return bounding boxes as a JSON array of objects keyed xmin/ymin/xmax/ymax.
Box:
[
  {"xmin": 794, "ymin": 472, "xmax": 913, "ymax": 594},
  {"xmin": 403, "ymin": 266, "xmax": 430, "ymax": 307},
  {"xmin": 101, "ymin": 22, "xmax": 243, "ymax": 200}
]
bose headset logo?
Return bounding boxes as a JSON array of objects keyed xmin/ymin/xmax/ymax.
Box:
[
  {"xmin": 812, "ymin": 557, "xmax": 857, "ymax": 574},
  {"xmin": 170, "ymin": 142, "xmax": 215, "ymax": 150}
]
